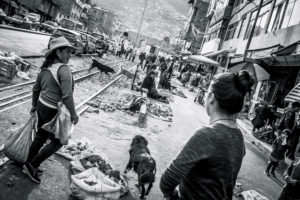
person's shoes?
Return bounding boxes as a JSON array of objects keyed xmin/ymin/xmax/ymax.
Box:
[
  {"xmin": 270, "ymin": 171, "xmax": 276, "ymax": 177},
  {"xmin": 23, "ymin": 163, "xmax": 41, "ymax": 184},
  {"xmin": 264, "ymin": 170, "xmax": 270, "ymax": 176}
]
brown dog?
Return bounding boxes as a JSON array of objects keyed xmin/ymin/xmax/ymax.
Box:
[{"xmin": 124, "ymin": 135, "xmax": 156, "ymax": 199}]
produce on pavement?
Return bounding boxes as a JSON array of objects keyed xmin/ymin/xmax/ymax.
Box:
[{"xmin": 147, "ymin": 102, "xmax": 173, "ymax": 122}]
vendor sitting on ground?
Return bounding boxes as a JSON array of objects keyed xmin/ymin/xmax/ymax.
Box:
[{"xmin": 141, "ymin": 70, "xmax": 168, "ymax": 101}]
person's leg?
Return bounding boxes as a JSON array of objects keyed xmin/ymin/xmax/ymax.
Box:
[
  {"xmin": 287, "ymin": 131, "xmax": 299, "ymax": 160},
  {"xmin": 27, "ymin": 102, "xmax": 57, "ymax": 163},
  {"xmin": 30, "ymin": 135, "xmax": 62, "ymax": 168},
  {"xmin": 270, "ymin": 161, "xmax": 279, "ymax": 175},
  {"xmin": 265, "ymin": 160, "xmax": 273, "ymax": 175}
]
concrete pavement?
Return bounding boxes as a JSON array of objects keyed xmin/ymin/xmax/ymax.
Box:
[
  {"xmin": 0, "ymin": 27, "xmax": 50, "ymax": 57},
  {"xmin": 0, "ymin": 72, "xmax": 285, "ymax": 200}
]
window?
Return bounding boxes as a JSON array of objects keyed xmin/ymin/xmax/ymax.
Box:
[
  {"xmin": 268, "ymin": 3, "xmax": 285, "ymax": 32},
  {"xmin": 253, "ymin": 3, "xmax": 271, "ymax": 36},
  {"xmin": 237, "ymin": 18, "xmax": 246, "ymax": 38},
  {"xmin": 281, "ymin": 0, "xmax": 300, "ymax": 28},
  {"xmin": 244, "ymin": 10, "xmax": 257, "ymax": 39},
  {"xmin": 225, "ymin": 22, "xmax": 239, "ymax": 41}
]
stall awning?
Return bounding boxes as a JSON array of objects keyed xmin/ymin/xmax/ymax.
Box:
[
  {"xmin": 205, "ymin": 48, "xmax": 230, "ymax": 57},
  {"xmin": 229, "ymin": 62, "xmax": 270, "ymax": 81},
  {"xmin": 285, "ymin": 84, "xmax": 300, "ymax": 102},
  {"xmin": 183, "ymin": 54, "xmax": 220, "ymax": 66},
  {"xmin": 272, "ymin": 41, "xmax": 300, "ymax": 56}
]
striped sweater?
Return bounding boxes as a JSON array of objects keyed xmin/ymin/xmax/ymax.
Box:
[{"xmin": 160, "ymin": 123, "xmax": 245, "ymax": 200}]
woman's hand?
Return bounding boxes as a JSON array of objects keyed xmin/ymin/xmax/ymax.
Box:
[
  {"xmin": 30, "ymin": 106, "xmax": 37, "ymax": 116},
  {"xmin": 71, "ymin": 114, "xmax": 79, "ymax": 125}
]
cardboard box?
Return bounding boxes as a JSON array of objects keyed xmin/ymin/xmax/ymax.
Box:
[{"xmin": 0, "ymin": 60, "xmax": 15, "ymax": 79}]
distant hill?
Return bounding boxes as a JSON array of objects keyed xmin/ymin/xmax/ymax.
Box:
[{"xmin": 95, "ymin": 0, "xmax": 191, "ymax": 40}]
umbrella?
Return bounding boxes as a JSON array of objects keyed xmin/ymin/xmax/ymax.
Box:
[
  {"xmin": 0, "ymin": 9, "xmax": 6, "ymax": 17},
  {"xmin": 184, "ymin": 54, "xmax": 220, "ymax": 66},
  {"xmin": 229, "ymin": 62, "xmax": 270, "ymax": 81},
  {"xmin": 180, "ymin": 50, "xmax": 192, "ymax": 56}
]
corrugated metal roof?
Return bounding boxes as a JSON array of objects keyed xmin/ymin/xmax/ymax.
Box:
[{"xmin": 285, "ymin": 84, "xmax": 300, "ymax": 102}]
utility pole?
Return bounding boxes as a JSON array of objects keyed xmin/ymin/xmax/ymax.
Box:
[{"xmin": 131, "ymin": 0, "xmax": 149, "ymax": 90}]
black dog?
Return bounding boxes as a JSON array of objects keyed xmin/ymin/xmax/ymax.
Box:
[
  {"xmin": 124, "ymin": 135, "xmax": 156, "ymax": 199},
  {"xmin": 89, "ymin": 57, "xmax": 115, "ymax": 75}
]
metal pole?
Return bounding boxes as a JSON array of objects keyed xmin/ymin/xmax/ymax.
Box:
[
  {"xmin": 244, "ymin": 0, "xmax": 264, "ymax": 57},
  {"xmin": 131, "ymin": 0, "xmax": 148, "ymax": 90}
]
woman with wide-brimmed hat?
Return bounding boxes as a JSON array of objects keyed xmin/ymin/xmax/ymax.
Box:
[{"xmin": 23, "ymin": 36, "xmax": 79, "ymax": 184}]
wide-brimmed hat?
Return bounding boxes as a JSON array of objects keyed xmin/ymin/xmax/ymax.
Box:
[{"xmin": 42, "ymin": 36, "xmax": 76, "ymax": 57}]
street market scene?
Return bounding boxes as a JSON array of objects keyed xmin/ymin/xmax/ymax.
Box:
[{"xmin": 0, "ymin": 0, "xmax": 300, "ymax": 199}]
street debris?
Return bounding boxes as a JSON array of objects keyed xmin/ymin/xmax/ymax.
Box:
[
  {"xmin": 171, "ymin": 89, "xmax": 187, "ymax": 98},
  {"xmin": 0, "ymin": 152, "xmax": 9, "ymax": 167},
  {"xmin": 147, "ymin": 102, "xmax": 173, "ymax": 122},
  {"xmin": 6, "ymin": 175, "xmax": 20, "ymax": 187}
]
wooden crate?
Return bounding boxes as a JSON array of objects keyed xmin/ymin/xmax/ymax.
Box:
[{"xmin": 0, "ymin": 61, "xmax": 15, "ymax": 79}]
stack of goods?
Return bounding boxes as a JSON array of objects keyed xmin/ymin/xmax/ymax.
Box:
[
  {"xmin": 147, "ymin": 102, "xmax": 173, "ymax": 122},
  {"xmin": 70, "ymin": 153, "xmax": 129, "ymax": 199},
  {"xmin": 252, "ymin": 126, "xmax": 275, "ymax": 144},
  {"xmin": 0, "ymin": 51, "xmax": 31, "ymax": 79}
]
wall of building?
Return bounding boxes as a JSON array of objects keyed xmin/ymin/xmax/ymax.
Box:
[
  {"xmin": 250, "ymin": 24, "xmax": 300, "ymax": 50},
  {"xmin": 221, "ymin": 0, "xmax": 300, "ymax": 55}
]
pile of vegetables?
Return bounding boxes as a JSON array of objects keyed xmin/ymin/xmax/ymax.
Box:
[
  {"xmin": 59, "ymin": 139, "xmax": 93, "ymax": 158},
  {"xmin": 87, "ymin": 100, "xmax": 128, "ymax": 113},
  {"xmin": 147, "ymin": 102, "xmax": 173, "ymax": 121}
]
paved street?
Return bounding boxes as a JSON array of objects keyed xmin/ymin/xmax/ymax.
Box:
[
  {"xmin": 0, "ymin": 77, "xmax": 283, "ymax": 200},
  {"xmin": 0, "ymin": 27, "xmax": 50, "ymax": 57}
]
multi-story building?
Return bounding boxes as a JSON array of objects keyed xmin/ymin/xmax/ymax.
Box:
[
  {"xmin": 0, "ymin": 0, "xmax": 59, "ymax": 22},
  {"xmin": 70, "ymin": 0, "xmax": 83, "ymax": 21},
  {"xmin": 101, "ymin": 11, "xmax": 116, "ymax": 36},
  {"xmin": 182, "ymin": 0, "xmax": 210, "ymax": 54},
  {"xmin": 202, "ymin": 0, "xmax": 300, "ymax": 114},
  {"xmin": 57, "ymin": 0, "xmax": 83, "ymax": 21},
  {"xmin": 87, "ymin": 6, "xmax": 115, "ymax": 35}
]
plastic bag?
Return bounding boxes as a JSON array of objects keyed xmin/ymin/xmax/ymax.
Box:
[
  {"xmin": 4, "ymin": 116, "xmax": 36, "ymax": 164},
  {"xmin": 71, "ymin": 152, "xmax": 129, "ymax": 196},
  {"xmin": 70, "ymin": 167, "xmax": 121, "ymax": 200},
  {"xmin": 42, "ymin": 102, "xmax": 73, "ymax": 145},
  {"xmin": 240, "ymin": 190, "xmax": 268, "ymax": 200}
]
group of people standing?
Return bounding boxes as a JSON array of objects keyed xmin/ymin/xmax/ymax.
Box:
[{"xmin": 251, "ymin": 101, "xmax": 300, "ymax": 199}]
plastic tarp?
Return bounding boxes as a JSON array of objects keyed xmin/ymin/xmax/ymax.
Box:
[{"xmin": 285, "ymin": 83, "xmax": 300, "ymax": 102}]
